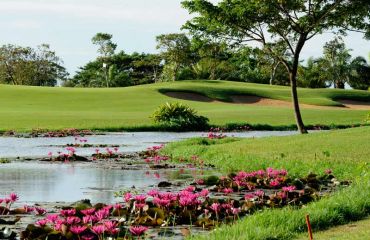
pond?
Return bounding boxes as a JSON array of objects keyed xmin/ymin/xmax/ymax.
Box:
[
  {"xmin": 0, "ymin": 162, "xmax": 205, "ymax": 204},
  {"xmin": 0, "ymin": 131, "xmax": 298, "ymax": 158},
  {"xmin": 0, "ymin": 131, "xmax": 300, "ymax": 204}
]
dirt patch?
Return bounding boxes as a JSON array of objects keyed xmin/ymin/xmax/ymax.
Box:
[
  {"xmin": 163, "ymin": 91, "xmax": 370, "ymax": 110},
  {"xmin": 337, "ymin": 100, "xmax": 370, "ymax": 110},
  {"xmin": 164, "ymin": 91, "xmax": 214, "ymax": 102}
]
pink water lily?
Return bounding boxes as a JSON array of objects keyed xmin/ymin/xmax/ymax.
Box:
[
  {"xmin": 91, "ymin": 225, "xmax": 105, "ymax": 235},
  {"xmin": 70, "ymin": 225, "xmax": 87, "ymax": 235},
  {"xmin": 129, "ymin": 225, "xmax": 148, "ymax": 236},
  {"xmin": 282, "ymin": 186, "xmax": 296, "ymax": 192},
  {"xmin": 60, "ymin": 209, "xmax": 76, "ymax": 216},
  {"xmin": 81, "ymin": 208, "xmax": 95, "ymax": 216}
]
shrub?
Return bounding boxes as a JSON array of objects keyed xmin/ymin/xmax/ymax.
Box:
[{"xmin": 151, "ymin": 102, "xmax": 209, "ymax": 131}]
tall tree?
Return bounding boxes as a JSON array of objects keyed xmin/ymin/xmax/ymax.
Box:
[
  {"xmin": 156, "ymin": 33, "xmax": 192, "ymax": 81},
  {"xmin": 0, "ymin": 44, "xmax": 67, "ymax": 86},
  {"xmin": 321, "ymin": 37, "xmax": 352, "ymax": 89},
  {"xmin": 91, "ymin": 33, "xmax": 117, "ymax": 87},
  {"xmin": 182, "ymin": 0, "xmax": 370, "ymax": 133}
]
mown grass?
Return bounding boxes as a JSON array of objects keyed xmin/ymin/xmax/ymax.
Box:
[
  {"xmin": 296, "ymin": 218, "xmax": 370, "ymax": 240},
  {"xmin": 161, "ymin": 127, "xmax": 370, "ymax": 240},
  {"xmin": 1, "ymin": 81, "xmax": 369, "ymax": 132}
]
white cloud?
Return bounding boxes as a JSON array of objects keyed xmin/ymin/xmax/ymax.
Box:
[{"xmin": 9, "ymin": 20, "xmax": 43, "ymax": 29}]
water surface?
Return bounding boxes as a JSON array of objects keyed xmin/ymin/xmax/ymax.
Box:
[{"xmin": 0, "ymin": 131, "xmax": 298, "ymax": 158}]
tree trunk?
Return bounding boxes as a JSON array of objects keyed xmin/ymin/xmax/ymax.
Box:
[
  {"xmin": 290, "ymin": 70, "xmax": 307, "ymax": 134},
  {"xmin": 290, "ymin": 35, "xmax": 308, "ymax": 134},
  {"xmin": 270, "ymin": 61, "xmax": 279, "ymax": 85}
]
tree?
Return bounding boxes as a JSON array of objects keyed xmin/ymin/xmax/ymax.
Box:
[
  {"xmin": 91, "ymin": 33, "xmax": 117, "ymax": 58},
  {"xmin": 320, "ymin": 37, "xmax": 352, "ymax": 89},
  {"xmin": 66, "ymin": 51, "xmax": 162, "ymax": 87},
  {"xmin": 298, "ymin": 57, "xmax": 328, "ymax": 88},
  {"xmin": 0, "ymin": 44, "xmax": 67, "ymax": 86},
  {"xmin": 156, "ymin": 33, "xmax": 192, "ymax": 81},
  {"xmin": 91, "ymin": 33, "xmax": 117, "ymax": 87},
  {"xmin": 182, "ymin": 0, "xmax": 370, "ymax": 133},
  {"xmin": 348, "ymin": 56, "xmax": 370, "ymax": 90}
]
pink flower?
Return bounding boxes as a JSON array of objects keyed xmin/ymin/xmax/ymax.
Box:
[
  {"xmin": 95, "ymin": 209, "xmax": 109, "ymax": 221},
  {"xmin": 91, "ymin": 225, "xmax": 105, "ymax": 235},
  {"xmin": 4, "ymin": 198, "xmax": 11, "ymax": 204},
  {"xmin": 282, "ymin": 186, "xmax": 296, "ymax": 192},
  {"xmin": 134, "ymin": 195, "xmax": 147, "ymax": 203},
  {"xmin": 153, "ymin": 197, "xmax": 171, "ymax": 208},
  {"xmin": 70, "ymin": 225, "xmax": 87, "ymax": 235},
  {"xmin": 82, "ymin": 215, "xmax": 95, "ymax": 224},
  {"xmin": 104, "ymin": 221, "xmax": 119, "ymax": 235},
  {"xmin": 81, "ymin": 208, "xmax": 95, "ymax": 216},
  {"xmin": 223, "ymin": 188, "xmax": 233, "ymax": 195},
  {"xmin": 325, "ymin": 169, "xmax": 333, "ymax": 175},
  {"xmin": 135, "ymin": 203, "xmax": 146, "ymax": 209},
  {"xmin": 60, "ymin": 209, "xmax": 76, "ymax": 216},
  {"xmin": 231, "ymin": 207, "xmax": 241, "ymax": 215},
  {"xmin": 270, "ymin": 179, "xmax": 280, "ymax": 188},
  {"xmin": 23, "ymin": 205, "xmax": 34, "ymax": 213},
  {"xmin": 129, "ymin": 226, "xmax": 148, "ymax": 236},
  {"xmin": 244, "ymin": 193, "xmax": 255, "ymax": 200},
  {"xmin": 0, "ymin": 199, "xmax": 3, "ymax": 204},
  {"xmin": 199, "ymin": 189, "xmax": 209, "ymax": 197},
  {"xmin": 254, "ymin": 190, "xmax": 265, "ymax": 197},
  {"xmin": 46, "ymin": 214, "xmax": 59, "ymax": 223},
  {"xmin": 123, "ymin": 192, "xmax": 132, "ymax": 202},
  {"xmin": 48, "ymin": 152, "xmax": 53, "ymax": 157},
  {"xmin": 147, "ymin": 189, "xmax": 159, "ymax": 197},
  {"xmin": 34, "ymin": 207, "xmax": 47, "ymax": 215},
  {"xmin": 196, "ymin": 179, "xmax": 205, "ymax": 185},
  {"xmin": 184, "ymin": 186, "xmax": 196, "ymax": 192},
  {"xmin": 210, "ymin": 203, "xmax": 220, "ymax": 213},
  {"xmin": 66, "ymin": 216, "xmax": 81, "ymax": 225},
  {"xmin": 35, "ymin": 219, "xmax": 48, "ymax": 227},
  {"xmin": 114, "ymin": 203, "xmax": 122, "ymax": 210},
  {"xmin": 277, "ymin": 191, "xmax": 287, "ymax": 199}
]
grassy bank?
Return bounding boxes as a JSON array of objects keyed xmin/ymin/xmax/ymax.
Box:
[
  {"xmin": 1, "ymin": 81, "xmax": 369, "ymax": 132},
  {"xmin": 161, "ymin": 127, "xmax": 370, "ymax": 239}
]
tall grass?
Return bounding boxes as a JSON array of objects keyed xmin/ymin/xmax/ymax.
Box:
[{"xmin": 161, "ymin": 127, "xmax": 370, "ymax": 239}]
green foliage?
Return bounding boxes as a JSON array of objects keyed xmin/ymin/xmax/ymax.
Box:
[
  {"xmin": 0, "ymin": 44, "xmax": 67, "ymax": 86},
  {"xmin": 162, "ymin": 127, "xmax": 370, "ymax": 239},
  {"xmin": 151, "ymin": 102, "xmax": 209, "ymax": 130},
  {"xmin": 91, "ymin": 32, "xmax": 117, "ymax": 58},
  {"xmin": 298, "ymin": 57, "xmax": 328, "ymax": 88},
  {"xmin": 65, "ymin": 51, "xmax": 161, "ymax": 87}
]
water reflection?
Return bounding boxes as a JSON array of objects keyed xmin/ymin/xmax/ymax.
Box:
[{"xmin": 0, "ymin": 162, "xmax": 177, "ymax": 203}]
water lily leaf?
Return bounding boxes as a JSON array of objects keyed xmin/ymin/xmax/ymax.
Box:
[{"xmin": 147, "ymin": 207, "xmax": 165, "ymax": 220}]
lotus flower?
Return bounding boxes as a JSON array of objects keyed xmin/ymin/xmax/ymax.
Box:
[
  {"xmin": 91, "ymin": 225, "xmax": 105, "ymax": 235},
  {"xmin": 129, "ymin": 225, "xmax": 148, "ymax": 236},
  {"xmin": 70, "ymin": 225, "xmax": 87, "ymax": 235}
]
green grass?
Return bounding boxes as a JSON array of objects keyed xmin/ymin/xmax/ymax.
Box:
[
  {"xmin": 296, "ymin": 218, "xmax": 370, "ymax": 240},
  {"xmin": 0, "ymin": 81, "xmax": 369, "ymax": 132},
  {"xmin": 161, "ymin": 127, "xmax": 370, "ymax": 240}
]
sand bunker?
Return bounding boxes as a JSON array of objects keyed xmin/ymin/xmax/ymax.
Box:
[{"xmin": 163, "ymin": 91, "xmax": 370, "ymax": 110}]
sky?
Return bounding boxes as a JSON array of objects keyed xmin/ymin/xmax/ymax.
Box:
[{"xmin": 0, "ymin": 0, "xmax": 369, "ymax": 76}]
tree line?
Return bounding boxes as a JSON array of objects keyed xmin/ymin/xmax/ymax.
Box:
[{"xmin": 1, "ymin": 33, "xmax": 369, "ymax": 90}]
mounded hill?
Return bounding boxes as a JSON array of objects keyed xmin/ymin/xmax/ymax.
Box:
[{"xmin": 0, "ymin": 80, "xmax": 369, "ymax": 132}]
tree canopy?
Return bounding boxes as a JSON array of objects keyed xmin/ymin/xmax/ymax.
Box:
[
  {"xmin": 0, "ymin": 44, "xmax": 68, "ymax": 86},
  {"xmin": 182, "ymin": 0, "xmax": 370, "ymax": 133}
]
